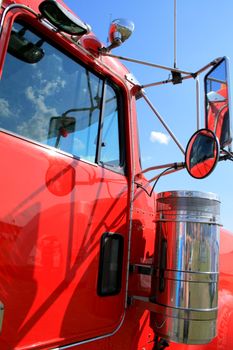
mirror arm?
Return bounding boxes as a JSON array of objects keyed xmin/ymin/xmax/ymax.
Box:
[
  {"xmin": 141, "ymin": 91, "xmax": 185, "ymax": 154},
  {"xmin": 135, "ymin": 164, "xmax": 184, "ymax": 198},
  {"xmin": 141, "ymin": 74, "xmax": 193, "ymax": 89},
  {"xmin": 220, "ymin": 149, "xmax": 233, "ymax": 161},
  {"xmin": 219, "ymin": 155, "xmax": 233, "ymax": 162},
  {"xmin": 148, "ymin": 165, "xmax": 184, "ymax": 184},
  {"xmin": 196, "ymin": 76, "xmax": 200, "ymax": 130},
  {"xmin": 136, "ymin": 161, "xmax": 184, "ymax": 177},
  {"xmin": 100, "ymin": 41, "xmax": 122, "ymax": 53},
  {"xmin": 101, "ymin": 52, "xmax": 192, "ymax": 75},
  {"xmin": 101, "ymin": 53, "xmax": 223, "ymax": 83},
  {"xmin": 193, "ymin": 57, "xmax": 223, "ymax": 77}
]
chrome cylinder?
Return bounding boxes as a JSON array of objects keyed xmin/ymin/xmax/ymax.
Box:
[{"xmin": 152, "ymin": 190, "xmax": 220, "ymax": 344}]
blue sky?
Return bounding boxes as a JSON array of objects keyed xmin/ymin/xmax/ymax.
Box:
[{"xmin": 65, "ymin": 0, "xmax": 233, "ymax": 231}]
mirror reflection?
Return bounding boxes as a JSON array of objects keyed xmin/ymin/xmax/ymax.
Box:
[
  {"xmin": 48, "ymin": 116, "xmax": 76, "ymax": 149},
  {"xmin": 205, "ymin": 57, "xmax": 232, "ymax": 148},
  {"xmin": 185, "ymin": 129, "xmax": 220, "ymax": 179},
  {"xmin": 109, "ymin": 19, "xmax": 135, "ymax": 44}
]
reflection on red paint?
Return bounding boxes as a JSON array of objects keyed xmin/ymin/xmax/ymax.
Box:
[{"xmin": 46, "ymin": 161, "xmax": 75, "ymax": 196}]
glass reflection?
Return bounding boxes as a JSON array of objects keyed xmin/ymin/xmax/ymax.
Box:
[
  {"xmin": 185, "ymin": 129, "xmax": 219, "ymax": 179},
  {"xmin": 205, "ymin": 58, "xmax": 232, "ymax": 148}
]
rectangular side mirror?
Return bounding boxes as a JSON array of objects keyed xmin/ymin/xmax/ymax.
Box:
[{"xmin": 204, "ymin": 57, "xmax": 232, "ymax": 149}]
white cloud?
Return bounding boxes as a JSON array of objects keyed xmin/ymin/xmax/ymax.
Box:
[
  {"xmin": 25, "ymin": 86, "xmax": 57, "ymax": 115},
  {"xmin": 0, "ymin": 98, "xmax": 12, "ymax": 117},
  {"xmin": 17, "ymin": 71, "xmax": 67, "ymax": 142},
  {"xmin": 40, "ymin": 78, "xmax": 66, "ymax": 96},
  {"xmin": 17, "ymin": 86, "xmax": 59, "ymax": 141},
  {"xmin": 141, "ymin": 155, "xmax": 153, "ymax": 163},
  {"xmin": 150, "ymin": 131, "xmax": 170, "ymax": 145},
  {"xmin": 73, "ymin": 137, "xmax": 85, "ymax": 151}
]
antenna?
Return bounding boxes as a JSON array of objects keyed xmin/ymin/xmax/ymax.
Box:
[
  {"xmin": 174, "ymin": 0, "xmax": 177, "ymax": 68},
  {"xmin": 171, "ymin": 0, "xmax": 182, "ymax": 84}
]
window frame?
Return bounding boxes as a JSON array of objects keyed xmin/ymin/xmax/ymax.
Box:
[
  {"xmin": 97, "ymin": 79, "xmax": 126, "ymax": 175},
  {"xmin": 0, "ymin": 18, "xmax": 126, "ymax": 175}
]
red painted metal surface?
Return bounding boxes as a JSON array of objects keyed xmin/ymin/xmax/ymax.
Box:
[
  {"xmin": 0, "ymin": 132, "xmax": 131, "ymax": 349},
  {"xmin": 0, "ymin": 1, "xmax": 232, "ymax": 349}
]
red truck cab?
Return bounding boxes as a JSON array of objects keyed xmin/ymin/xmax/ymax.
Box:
[{"xmin": 0, "ymin": 1, "xmax": 232, "ymax": 349}]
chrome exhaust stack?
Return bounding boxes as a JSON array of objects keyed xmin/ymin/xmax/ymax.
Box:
[{"xmin": 152, "ymin": 190, "xmax": 220, "ymax": 344}]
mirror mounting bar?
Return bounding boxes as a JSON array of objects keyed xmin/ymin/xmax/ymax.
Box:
[
  {"xmin": 141, "ymin": 91, "xmax": 185, "ymax": 155},
  {"xmin": 138, "ymin": 161, "xmax": 185, "ymax": 176},
  {"xmin": 101, "ymin": 52, "xmax": 224, "ymax": 90},
  {"xmin": 101, "ymin": 52, "xmax": 192, "ymax": 76}
]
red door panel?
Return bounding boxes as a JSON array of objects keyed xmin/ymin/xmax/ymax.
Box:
[{"xmin": 0, "ymin": 132, "xmax": 129, "ymax": 349}]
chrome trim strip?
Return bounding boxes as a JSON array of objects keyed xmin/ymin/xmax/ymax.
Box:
[
  {"xmin": 0, "ymin": 4, "xmax": 38, "ymax": 38},
  {"xmin": 124, "ymin": 97, "xmax": 136, "ymax": 308},
  {"xmin": 156, "ymin": 217, "xmax": 221, "ymax": 224},
  {"xmin": 156, "ymin": 190, "xmax": 220, "ymax": 201},
  {"xmin": 155, "ymin": 269, "xmax": 219, "ymax": 283},
  {"xmin": 152, "ymin": 302, "xmax": 218, "ymax": 321},
  {"xmin": 52, "ymin": 312, "xmax": 126, "ymax": 349},
  {"xmin": 132, "ymin": 297, "xmax": 218, "ymax": 320},
  {"xmin": 0, "ymin": 129, "xmax": 99, "ymax": 167}
]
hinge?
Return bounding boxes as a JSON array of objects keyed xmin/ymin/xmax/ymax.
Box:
[
  {"xmin": 0, "ymin": 302, "xmax": 4, "ymax": 332},
  {"xmin": 129, "ymin": 263, "xmax": 154, "ymax": 275}
]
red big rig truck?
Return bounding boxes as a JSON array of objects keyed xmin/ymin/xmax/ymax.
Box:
[{"xmin": 0, "ymin": 1, "xmax": 233, "ymax": 349}]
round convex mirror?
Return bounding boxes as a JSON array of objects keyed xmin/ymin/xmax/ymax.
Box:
[{"xmin": 185, "ymin": 128, "xmax": 220, "ymax": 179}]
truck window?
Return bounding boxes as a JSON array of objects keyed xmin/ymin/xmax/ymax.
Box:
[
  {"xmin": 0, "ymin": 21, "xmax": 124, "ymax": 171},
  {"xmin": 99, "ymin": 83, "xmax": 122, "ymax": 168}
]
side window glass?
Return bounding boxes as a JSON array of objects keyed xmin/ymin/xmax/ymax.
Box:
[
  {"xmin": 48, "ymin": 72, "xmax": 103, "ymax": 163},
  {"xmin": 0, "ymin": 22, "xmax": 103, "ymax": 163},
  {"xmin": 99, "ymin": 84, "xmax": 121, "ymax": 168}
]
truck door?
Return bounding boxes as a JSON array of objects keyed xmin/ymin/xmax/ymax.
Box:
[{"xmin": 0, "ymin": 20, "xmax": 129, "ymax": 349}]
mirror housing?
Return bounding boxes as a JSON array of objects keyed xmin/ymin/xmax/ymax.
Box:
[
  {"xmin": 185, "ymin": 128, "xmax": 220, "ymax": 179},
  {"xmin": 205, "ymin": 57, "xmax": 232, "ymax": 149},
  {"xmin": 39, "ymin": 0, "xmax": 91, "ymax": 35},
  {"xmin": 100, "ymin": 18, "xmax": 134, "ymax": 52},
  {"xmin": 109, "ymin": 19, "xmax": 134, "ymax": 45},
  {"xmin": 8, "ymin": 30, "xmax": 44, "ymax": 64}
]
